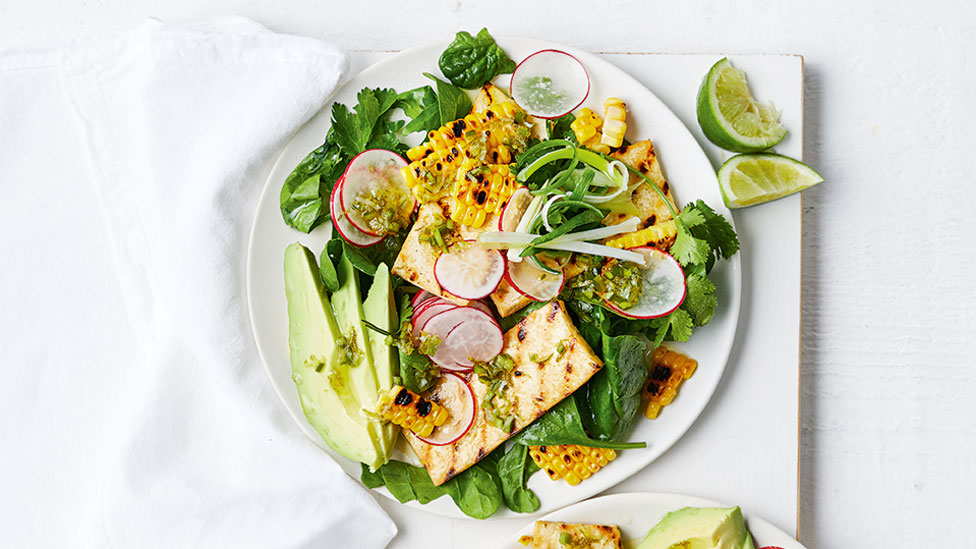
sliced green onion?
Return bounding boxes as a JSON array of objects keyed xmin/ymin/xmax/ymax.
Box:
[
  {"xmin": 537, "ymin": 241, "xmax": 646, "ymax": 264},
  {"xmin": 550, "ymin": 216, "xmax": 640, "ymax": 242}
]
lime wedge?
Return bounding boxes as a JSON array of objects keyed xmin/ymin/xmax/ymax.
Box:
[
  {"xmin": 718, "ymin": 154, "xmax": 823, "ymax": 208},
  {"xmin": 697, "ymin": 58, "xmax": 787, "ymax": 152}
]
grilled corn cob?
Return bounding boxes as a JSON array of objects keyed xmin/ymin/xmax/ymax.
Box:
[
  {"xmin": 644, "ymin": 346, "xmax": 698, "ymax": 419},
  {"xmin": 601, "ymin": 97, "xmax": 627, "ymax": 148},
  {"xmin": 528, "ymin": 444, "xmax": 617, "ymax": 486},
  {"xmin": 450, "ymin": 160, "xmax": 521, "ymax": 228},
  {"xmin": 376, "ymin": 386, "xmax": 449, "ymax": 437},
  {"xmin": 604, "ymin": 220, "xmax": 678, "ymax": 250},
  {"xmin": 570, "ymin": 108, "xmax": 611, "ymax": 154}
]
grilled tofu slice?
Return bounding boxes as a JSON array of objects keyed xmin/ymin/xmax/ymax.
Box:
[
  {"xmin": 604, "ymin": 140, "xmax": 678, "ymax": 229},
  {"xmin": 393, "ymin": 201, "xmax": 498, "ymax": 306},
  {"xmin": 527, "ymin": 521, "xmax": 622, "ymax": 549},
  {"xmin": 403, "ymin": 300, "xmax": 602, "ymax": 486}
]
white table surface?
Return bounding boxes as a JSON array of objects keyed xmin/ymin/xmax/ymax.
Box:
[{"xmin": 3, "ymin": 2, "xmax": 975, "ymax": 548}]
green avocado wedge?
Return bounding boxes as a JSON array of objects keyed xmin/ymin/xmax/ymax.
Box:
[
  {"xmin": 636, "ymin": 506, "xmax": 755, "ymax": 549},
  {"xmin": 363, "ymin": 263, "xmax": 399, "ymax": 460},
  {"xmin": 284, "ymin": 243, "xmax": 383, "ymax": 467},
  {"xmin": 331, "ymin": 253, "xmax": 390, "ymax": 470}
]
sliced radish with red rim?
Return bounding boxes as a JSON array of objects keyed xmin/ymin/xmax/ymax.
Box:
[
  {"xmin": 602, "ymin": 247, "xmax": 686, "ymax": 319},
  {"xmin": 434, "ymin": 242, "xmax": 506, "ymax": 300},
  {"xmin": 330, "ymin": 178, "xmax": 383, "ymax": 247},
  {"xmin": 498, "ymin": 187, "xmax": 533, "ymax": 232},
  {"xmin": 339, "ymin": 149, "xmax": 415, "ymax": 237},
  {"xmin": 422, "ymin": 307, "xmax": 502, "ymax": 371},
  {"xmin": 510, "ymin": 49, "xmax": 590, "ymax": 119},
  {"xmin": 417, "ymin": 373, "xmax": 476, "ymax": 446},
  {"xmin": 505, "ymin": 257, "xmax": 565, "ymax": 301},
  {"xmin": 412, "ymin": 302, "xmax": 456, "ymax": 339},
  {"xmin": 411, "ymin": 290, "xmax": 433, "ymax": 309}
]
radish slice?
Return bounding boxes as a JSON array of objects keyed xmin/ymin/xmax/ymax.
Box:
[
  {"xmin": 412, "ymin": 302, "xmax": 456, "ymax": 339},
  {"xmin": 505, "ymin": 258, "xmax": 565, "ymax": 301},
  {"xmin": 423, "ymin": 307, "xmax": 501, "ymax": 371},
  {"xmin": 602, "ymin": 247, "xmax": 686, "ymax": 319},
  {"xmin": 466, "ymin": 300, "xmax": 496, "ymax": 320},
  {"xmin": 498, "ymin": 187, "xmax": 533, "ymax": 232},
  {"xmin": 330, "ymin": 178, "xmax": 383, "ymax": 247},
  {"xmin": 413, "ymin": 295, "xmax": 445, "ymax": 317},
  {"xmin": 444, "ymin": 318, "xmax": 504, "ymax": 367},
  {"xmin": 411, "ymin": 290, "xmax": 433, "ymax": 309},
  {"xmin": 417, "ymin": 373, "xmax": 476, "ymax": 446},
  {"xmin": 434, "ymin": 243, "xmax": 506, "ymax": 300},
  {"xmin": 339, "ymin": 149, "xmax": 414, "ymax": 237},
  {"xmin": 510, "ymin": 49, "xmax": 589, "ymax": 119}
]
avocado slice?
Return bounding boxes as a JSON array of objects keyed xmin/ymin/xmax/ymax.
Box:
[
  {"xmin": 331, "ymin": 253, "xmax": 389, "ymax": 470},
  {"xmin": 362, "ymin": 262, "xmax": 399, "ymax": 458},
  {"xmin": 636, "ymin": 506, "xmax": 756, "ymax": 549},
  {"xmin": 284, "ymin": 243, "xmax": 382, "ymax": 466}
]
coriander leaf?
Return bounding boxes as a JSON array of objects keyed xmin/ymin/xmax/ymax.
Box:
[
  {"xmin": 685, "ymin": 200, "xmax": 740, "ymax": 262},
  {"xmin": 438, "ymin": 28, "xmax": 516, "ymax": 89},
  {"xmin": 424, "ymin": 73, "xmax": 472, "ymax": 126},
  {"xmin": 666, "ymin": 308, "xmax": 694, "ymax": 341},
  {"xmin": 676, "ymin": 207, "xmax": 706, "ymax": 228},
  {"xmin": 682, "ymin": 273, "xmax": 718, "ymax": 326},
  {"xmin": 332, "ymin": 87, "xmax": 399, "ymax": 156},
  {"xmin": 670, "ymin": 221, "xmax": 711, "ymax": 267}
]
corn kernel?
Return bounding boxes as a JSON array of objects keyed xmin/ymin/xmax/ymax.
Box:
[
  {"xmin": 529, "ymin": 444, "xmax": 617, "ymax": 486},
  {"xmin": 376, "ymin": 386, "xmax": 449, "ymax": 437},
  {"xmin": 644, "ymin": 347, "xmax": 697, "ymax": 420}
]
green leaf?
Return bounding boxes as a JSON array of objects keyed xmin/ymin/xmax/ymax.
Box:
[
  {"xmin": 397, "ymin": 86, "xmax": 441, "ymax": 135},
  {"xmin": 685, "ymin": 200, "xmax": 740, "ymax": 263},
  {"xmin": 497, "ymin": 444, "xmax": 540, "ymax": 513},
  {"xmin": 278, "ymin": 140, "xmax": 344, "ymax": 233},
  {"xmin": 332, "ymin": 88, "xmax": 399, "ymax": 156},
  {"xmin": 318, "ymin": 237, "xmax": 344, "ymax": 293},
  {"xmin": 579, "ymin": 334, "xmax": 648, "ymax": 441},
  {"xmin": 513, "ymin": 397, "xmax": 645, "ymax": 450},
  {"xmin": 498, "ymin": 300, "xmax": 548, "ymax": 332},
  {"xmin": 438, "ymin": 28, "xmax": 516, "ymax": 89},
  {"xmin": 666, "ymin": 308, "xmax": 694, "ymax": 342},
  {"xmin": 424, "ymin": 73, "xmax": 472, "ymax": 126},
  {"xmin": 545, "ymin": 113, "xmax": 578, "ymax": 142},
  {"xmin": 670, "ymin": 220, "xmax": 712, "ymax": 267},
  {"xmin": 682, "ymin": 273, "xmax": 717, "ymax": 326},
  {"xmin": 361, "ymin": 460, "xmax": 502, "ymax": 519}
]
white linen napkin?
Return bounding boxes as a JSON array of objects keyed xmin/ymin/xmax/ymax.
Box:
[{"xmin": 0, "ymin": 17, "xmax": 395, "ymax": 548}]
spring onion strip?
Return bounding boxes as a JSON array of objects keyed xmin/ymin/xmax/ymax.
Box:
[
  {"xmin": 538, "ymin": 241, "xmax": 646, "ymax": 265},
  {"xmin": 506, "ymin": 194, "xmax": 544, "ymax": 263},
  {"xmin": 596, "ymin": 151, "xmax": 678, "ymax": 217},
  {"xmin": 541, "ymin": 194, "xmax": 565, "ymax": 232},
  {"xmin": 529, "ymin": 254, "xmax": 561, "ymax": 275},
  {"xmin": 477, "ymin": 216, "xmax": 640, "ymax": 248}
]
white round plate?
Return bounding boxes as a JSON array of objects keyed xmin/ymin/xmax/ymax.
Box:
[
  {"xmin": 506, "ymin": 493, "xmax": 807, "ymax": 548},
  {"xmin": 246, "ymin": 37, "xmax": 741, "ymax": 519}
]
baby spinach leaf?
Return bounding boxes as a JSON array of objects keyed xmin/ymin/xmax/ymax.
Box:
[
  {"xmin": 546, "ymin": 113, "xmax": 578, "ymax": 142},
  {"xmin": 361, "ymin": 460, "xmax": 502, "ymax": 519},
  {"xmin": 279, "ymin": 138, "xmax": 345, "ymax": 233},
  {"xmin": 317, "ymin": 237, "xmax": 344, "ymax": 293},
  {"xmin": 497, "ymin": 444, "xmax": 540, "ymax": 513},
  {"xmin": 424, "ymin": 73, "xmax": 472, "ymax": 126},
  {"xmin": 578, "ymin": 334, "xmax": 648, "ymax": 441},
  {"xmin": 340, "ymin": 229, "xmax": 408, "ymax": 277},
  {"xmin": 513, "ymin": 397, "xmax": 645, "ymax": 450},
  {"xmin": 438, "ymin": 28, "xmax": 516, "ymax": 89},
  {"xmin": 396, "ymin": 86, "xmax": 441, "ymax": 135},
  {"xmin": 498, "ymin": 300, "xmax": 548, "ymax": 332}
]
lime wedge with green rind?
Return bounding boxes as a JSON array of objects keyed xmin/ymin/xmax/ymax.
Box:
[
  {"xmin": 717, "ymin": 153, "xmax": 823, "ymax": 208},
  {"xmin": 697, "ymin": 58, "xmax": 787, "ymax": 153}
]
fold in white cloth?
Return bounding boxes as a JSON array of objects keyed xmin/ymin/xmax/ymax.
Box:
[{"xmin": 0, "ymin": 17, "xmax": 395, "ymax": 548}]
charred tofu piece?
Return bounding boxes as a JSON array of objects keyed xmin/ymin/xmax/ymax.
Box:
[
  {"xmin": 403, "ymin": 300, "xmax": 602, "ymax": 486},
  {"xmin": 603, "ymin": 140, "xmax": 678, "ymax": 229},
  {"xmin": 526, "ymin": 521, "xmax": 622, "ymax": 549}
]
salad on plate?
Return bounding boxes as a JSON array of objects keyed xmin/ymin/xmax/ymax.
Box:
[{"xmin": 278, "ymin": 29, "xmax": 740, "ymax": 519}]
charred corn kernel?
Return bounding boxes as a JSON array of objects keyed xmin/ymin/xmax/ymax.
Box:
[
  {"xmin": 376, "ymin": 386, "xmax": 449, "ymax": 437},
  {"xmin": 517, "ymin": 535, "xmax": 533, "ymax": 546},
  {"xmin": 601, "ymin": 98, "xmax": 627, "ymax": 148},
  {"xmin": 450, "ymin": 160, "xmax": 521, "ymax": 228},
  {"xmin": 528, "ymin": 444, "xmax": 617, "ymax": 486},
  {"xmin": 605, "ymin": 220, "xmax": 678, "ymax": 250},
  {"xmin": 644, "ymin": 346, "xmax": 698, "ymax": 420},
  {"xmin": 403, "ymin": 102, "xmax": 526, "ymax": 202}
]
